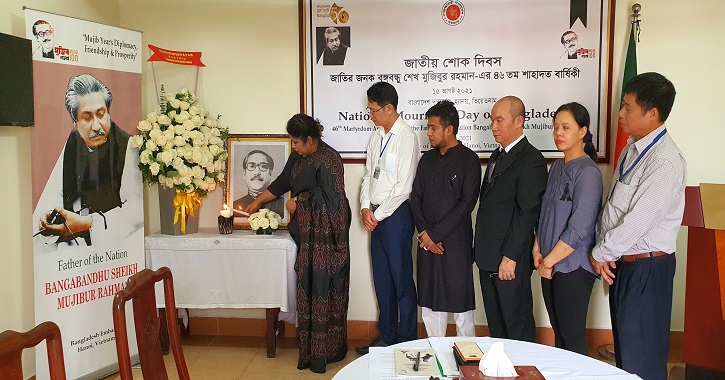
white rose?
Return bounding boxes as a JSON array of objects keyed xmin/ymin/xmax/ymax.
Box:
[
  {"xmin": 158, "ymin": 114, "xmax": 172, "ymax": 126},
  {"xmin": 174, "ymin": 136, "xmax": 186, "ymax": 147},
  {"xmin": 205, "ymin": 118, "xmax": 218, "ymax": 128},
  {"xmin": 259, "ymin": 218, "xmax": 270, "ymax": 229},
  {"xmin": 192, "ymin": 165, "xmax": 205, "ymax": 179},
  {"xmin": 211, "ymin": 127, "xmax": 221, "ymax": 137},
  {"xmin": 146, "ymin": 112, "xmax": 159, "ymax": 124},
  {"xmin": 172, "ymin": 157, "xmax": 185, "ymax": 170},
  {"xmin": 130, "ymin": 135, "xmax": 144, "ymax": 149},
  {"xmin": 178, "ymin": 164, "xmax": 191, "ymax": 177},
  {"xmin": 183, "ymin": 119, "xmax": 196, "ymax": 131},
  {"xmin": 181, "ymin": 175, "xmax": 192, "ymax": 186},
  {"xmin": 164, "ymin": 140, "xmax": 176, "ymax": 151},
  {"xmin": 140, "ymin": 150, "xmax": 153, "ymax": 164},
  {"xmin": 168, "ymin": 98, "xmax": 182, "ymax": 109},
  {"xmin": 155, "ymin": 135, "xmax": 168, "ymax": 147},
  {"xmin": 163, "ymin": 129, "xmax": 174, "ymax": 140},
  {"xmin": 182, "ymin": 131, "xmax": 192, "ymax": 140},
  {"xmin": 149, "ymin": 162, "xmax": 161, "ymax": 176},
  {"xmin": 218, "ymin": 172, "xmax": 225, "ymax": 182},
  {"xmin": 191, "ymin": 115, "xmax": 203, "ymax": 126},
  {"xmin": 146, "ymin": 140, "xmax": 158, "ymax": 152},
  {"xmin": 270, "ymin": 218, "xmax": 279, "ymax": 229},
  {"xmin": 157, "ymin": 151, "xmax": 173, "ymax": 166},
  {"xmin": 137, "ymin": 120, "xmax": 152, "ymax": 132},
  {"xmin": 180, "ymin": 87, "xmax": 189, "ymax": 95},
  {"xmin": 168, "ymin": 110, "xmax": 178, "ymax": 119},
  {"xmin": 250, "ymin": 219, "xmax": 260, "ymax": 230},
  {"xmin": 174, "ymin": 124, "xmax": 186, "ymax": 135},
  {"xmin": 149, "ymin": 128, "xmax": 162, "ymax": 140},
  {"xmin": 189, "ymin": 105, "xmax": 201, "ymax": 116},
  {"xmin": 208, "ymin": 182, "xmax": 216, "ymax": 191},
  {"xmin": 180, "ymin": 110, "xmax": 191, "ymax": 119},
  {"xmin": 209, "ymin": 145, "xmax": 221, "ymax": 156},
  {"xmin": 201, "ymin": 108, "xmax": 209, "ymax": 117},
  {"xmin": 174, "ymin": 113, "xmax": 188, "ymax": 124},
  {"xmin": 180, "ymin": 101, "xmax": 190, "ymax": 110}
]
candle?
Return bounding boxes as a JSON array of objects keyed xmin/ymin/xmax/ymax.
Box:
[
  {"xmin": 220, "ymin": 204, "xmax": 232, "ymax": 218},
  {"xmin": 232, "ymin": 208, "xmax": 250, "ymax": 217}
]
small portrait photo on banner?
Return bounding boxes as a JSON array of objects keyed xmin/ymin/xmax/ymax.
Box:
[
  {"xmin": 225, "ymin": 134, "xmax": 291, "ymax": 228},
  {"xmin": 316, "ymin": 26, "xmax": 350, "ymax": 65}
]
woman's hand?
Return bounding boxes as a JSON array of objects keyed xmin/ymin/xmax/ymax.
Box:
[
  {"xmin": 243, "ymin": 200, "xmax": 261, "ymax": 215},
  {"xmin": 537, "ymin": 264, "xmax": 553, "ymax": 279},
  {"xmin": 286, "ymin": 197, "xmax": 297, "ymax": 215}
]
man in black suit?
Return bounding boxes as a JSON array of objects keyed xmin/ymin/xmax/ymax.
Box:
[{"xmin": 474, "ymin": 96, "xmax": 547, "ymax": 342}]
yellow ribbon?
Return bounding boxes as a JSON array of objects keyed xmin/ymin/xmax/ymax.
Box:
[{"xmin": 173, "ymin": 189, "xmax": 202, "ymax": 233}]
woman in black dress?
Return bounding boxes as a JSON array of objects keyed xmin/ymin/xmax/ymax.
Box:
[{"xmin": 246, "ymin": 114, "xmax": 351, "ymax": 373}]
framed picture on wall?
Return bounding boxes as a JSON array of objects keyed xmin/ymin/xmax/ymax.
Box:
[{"xmin": 225, "ymin": 134, "xmax": 291, "ymax": 229}]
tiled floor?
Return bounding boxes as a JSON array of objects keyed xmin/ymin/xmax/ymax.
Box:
[{"xmin": 102, "ymin": 336, "xmax": 685, "ymax": 379}]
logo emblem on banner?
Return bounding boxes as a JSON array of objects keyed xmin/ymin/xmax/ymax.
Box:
[
  {"xmin": 330, "ymin": 3, "xmax": 349, "ymax": 24},
  {"xmin": 442, "ymin": 0, "xmax": 465, "ymax": 26}
]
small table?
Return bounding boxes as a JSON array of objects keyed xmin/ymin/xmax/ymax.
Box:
[
  {"xmin": 335, "ymin": 337, "xmax": 639, "ymax": 380},
  {"xmin": 144, "ymin": 228, "xmax": 297, "ymax": 358}
]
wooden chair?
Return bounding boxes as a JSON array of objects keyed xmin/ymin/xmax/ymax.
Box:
[
  {"xmin": 0, "ymin": 321, "xmax": 66, "ymax": 380},
  {"xmin": 113, "ymin": 267, "xmax": 190, "ymax": 380}
]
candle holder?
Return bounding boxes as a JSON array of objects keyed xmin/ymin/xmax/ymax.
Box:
[{"xmin": 218, "ymin": 215, "xmax": 233, "ymax": 234}]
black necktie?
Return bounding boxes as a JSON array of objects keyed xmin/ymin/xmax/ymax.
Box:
[{"xmin": 487, "ymin": 148, "xmax": 506, "ymax": 182}]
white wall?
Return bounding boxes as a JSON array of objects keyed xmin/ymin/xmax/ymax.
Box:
[{"xmin": 3, "ymin": 4, "xmax": 724, "ymax": 376}]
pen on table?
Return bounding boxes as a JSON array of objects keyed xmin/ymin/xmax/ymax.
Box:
[{"xmin": 413, "ymin": 351, "xmax": 421, "ymax": 371}]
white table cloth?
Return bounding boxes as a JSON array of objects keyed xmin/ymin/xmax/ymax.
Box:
[
  {"xmin": 144, "ymin": 228, "xmax": 298, "ymax": 323},
  {"xmin": 334, "ymin": 337, "xmax": 641, "ymax": 380}
]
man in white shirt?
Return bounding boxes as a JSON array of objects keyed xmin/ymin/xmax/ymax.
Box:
[
  {"xmin": 357, "ymin": 82, "xmax": 420, "ymax": 354},
  {"xmin": 591, "ymin": 72, "xmax": 686, "ymax": 380}
]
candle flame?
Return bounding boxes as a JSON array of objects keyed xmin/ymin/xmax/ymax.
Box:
[{"xmin": 223, "ymin": 203, "xmax": 229, "ymax": 210}]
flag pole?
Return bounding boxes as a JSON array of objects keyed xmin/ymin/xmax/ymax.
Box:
[
  {"xmin": 612, "ymin": 3, "xmax": 642, "ymax": 171},
  {"xmin": 600, "ymin": 4, "xmax": 642, "ymax": 362}
]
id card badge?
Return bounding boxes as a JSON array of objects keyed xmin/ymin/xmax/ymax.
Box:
[{"xmin": 373, "ymin": 166, "xmax": 381, "ymax": 179}]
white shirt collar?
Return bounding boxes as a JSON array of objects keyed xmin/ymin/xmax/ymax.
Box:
[{"xmin": 500, "ymin": 134, "xmax": 525, "ymax": 153}]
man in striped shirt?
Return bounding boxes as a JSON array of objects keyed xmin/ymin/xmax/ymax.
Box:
[{"xmin": 591, "ymin": 72, "xmax": 686, "ymax": 380}]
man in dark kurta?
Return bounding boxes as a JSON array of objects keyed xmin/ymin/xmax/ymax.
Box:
[{"xmin": 411, "ymin": 100, "xmax": 481, "ymax": 337}]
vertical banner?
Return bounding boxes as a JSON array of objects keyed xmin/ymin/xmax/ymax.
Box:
[
  {"xmin": 304, "ymin": 0, "xmax": 613, "ymax": 159},
  {"xmin": 26, "ymin": 9, "xmax": 143, "ymax": 380}
]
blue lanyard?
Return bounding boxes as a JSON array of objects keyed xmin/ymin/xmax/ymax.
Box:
[
  {"xmin": 619, "ymin": 128, "xmax": 667, "ymax": 181},
  {"xmin": 379, "ymin": 134, "xmax": 393, "ymax": 158}
]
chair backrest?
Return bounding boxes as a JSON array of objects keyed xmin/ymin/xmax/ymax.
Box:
[
  {"xmin": 0, "ymin": 321, "xmax": 66, "ymax": 380},
  {"xmin": 113, "ymin": 267, "xmax": 189, "ymax": 380}
]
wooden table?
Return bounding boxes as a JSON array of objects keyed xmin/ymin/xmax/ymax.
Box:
[{"xmin": 145, "ymin": 229, "xmax": 297, "ymax": 358}]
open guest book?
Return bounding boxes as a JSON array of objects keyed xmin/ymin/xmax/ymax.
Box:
[{"xmin": 394, "ymin": 348, "xmax": 440, "ymax": 377}]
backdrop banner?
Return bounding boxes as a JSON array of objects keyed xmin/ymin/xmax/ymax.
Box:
[
  {"xmin": 26, "ymin": 8, "xmax": 143, "ymax": 380},
  {"xmin": 304, "ymin": 0, "xmax": 612, "ymax": 159}
]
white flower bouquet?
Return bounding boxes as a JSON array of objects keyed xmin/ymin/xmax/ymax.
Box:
[
  {"xmin": 249, "ymin": 209, "xmax": 282, "ymax": 235},
  {"xmin": 131, "ymin": 85, "xmax": 228, "ymax": 197},
  {"xmin": 130, "ymin": 85, "xmax": 228, "ymax": 233}
]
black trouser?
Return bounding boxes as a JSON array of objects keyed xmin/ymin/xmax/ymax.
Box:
[
  {"xmin": 479, "ymin": 269, "xmax": 536, "ymax": 342},
  {"xmin": 541, "ymin": 267, "xmax": 596, "ymax": 356},
  {"xmin": 611, "ymin": 253, "xmax": 676, "ymax": 380}
]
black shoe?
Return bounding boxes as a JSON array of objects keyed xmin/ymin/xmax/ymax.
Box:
[{"xmin": 355, "ymin": 337, "xmax": 387, "ymax": 355}]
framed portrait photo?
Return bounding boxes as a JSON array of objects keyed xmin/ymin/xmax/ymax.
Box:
[{"xmin": 225, "ymin": 134, "xmax": 291, "ymax": 229}]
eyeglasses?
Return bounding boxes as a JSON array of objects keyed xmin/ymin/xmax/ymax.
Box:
[
  {"xmin": 36, "ymin": 29, "xmax": 53, "ymax": 38},
  {"xmin": 366, "ymin": 105, "xmax": 386, "ymax": 114},
  {"xmin": 245, "ymin": 162, "xmax": 269, "ymax": 172}
]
